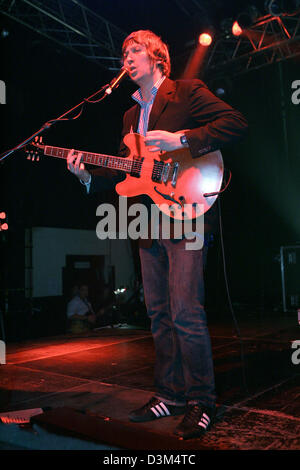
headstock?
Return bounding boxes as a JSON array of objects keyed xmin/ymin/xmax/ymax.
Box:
[{"xmin": 25, "ymin": 136, "xmax": 45, "ymax": 162}]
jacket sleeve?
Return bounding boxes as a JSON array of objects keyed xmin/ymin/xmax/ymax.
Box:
[
  {"xmin": 184, "ymin": 80, "xmax": 248, "ymax": 158},
  {"xmin": 89, "ymin": 168, "xmax": 125, "ymax": 194}
]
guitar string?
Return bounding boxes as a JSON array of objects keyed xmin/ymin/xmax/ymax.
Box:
[
  {"xmin": 43, "ymin": 147, "xmax": 175, "ymax": 170},
  {"xmin": 44, "ymin": 148, "xmax": 174, "ymax": 178}
]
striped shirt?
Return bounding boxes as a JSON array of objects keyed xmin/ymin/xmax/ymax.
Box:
[
  {"xmin": 132, "ymin": 75, "xmax": 166, "ymax": 136},
  {"xmin": 82, "ymin": 75, "xmax": 166, "ymax": 192}
]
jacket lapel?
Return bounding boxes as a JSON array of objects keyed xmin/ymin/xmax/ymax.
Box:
[{"xmin": 148, "ymin": 78, "xmax": 176, "ymax": 131}]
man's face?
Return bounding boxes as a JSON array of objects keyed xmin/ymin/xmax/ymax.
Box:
[{"xmin": 123, "ymin": 42, "xmax": 155, "ymax": 84}]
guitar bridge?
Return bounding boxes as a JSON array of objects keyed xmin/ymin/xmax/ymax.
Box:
[{"xmin": 152, "ymin": 161, "xmax": 171, "ymax": 183}]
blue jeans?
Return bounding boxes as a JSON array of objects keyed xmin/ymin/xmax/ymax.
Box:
[{"xmin": 139, "ymin": 238, "xmax": 216, "ymax": 408}]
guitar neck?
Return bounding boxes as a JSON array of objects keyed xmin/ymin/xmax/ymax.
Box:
[{"xmin": 43, "ymin": 145, "xmax": 132, "ymax": 173}]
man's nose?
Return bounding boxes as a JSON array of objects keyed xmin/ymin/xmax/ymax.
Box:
[{"xmin": 125, "ymin": 53, "xmax": 134, "ymax": 63}]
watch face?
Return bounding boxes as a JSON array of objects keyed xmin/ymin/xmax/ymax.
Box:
[{"xmin": 180, "ymin": 135, "xmax": 187, "ymax": 145}]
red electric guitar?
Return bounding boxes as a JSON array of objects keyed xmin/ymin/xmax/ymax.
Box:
[{"xmin": 26, "ymin": 133, "xmax": 224, "ymax": 220}]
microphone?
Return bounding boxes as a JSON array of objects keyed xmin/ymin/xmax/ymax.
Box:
[{"xmin": 105, "ymin": 67, "xmax": 129, "ymax": 95}]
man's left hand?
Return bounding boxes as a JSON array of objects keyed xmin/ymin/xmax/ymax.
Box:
[{"xmin": 145, "ymin": 130, "xmax": 184, "ymax": 152}]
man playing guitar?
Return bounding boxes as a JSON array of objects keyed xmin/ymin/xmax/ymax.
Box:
[{"xmin": 67, "ymin": 29, "xmax": 247, "ymax": 439}]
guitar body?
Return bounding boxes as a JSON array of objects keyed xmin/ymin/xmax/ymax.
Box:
[{"xmin": 116, "ymin": 133, "xmax": 224, "ymax": 220}]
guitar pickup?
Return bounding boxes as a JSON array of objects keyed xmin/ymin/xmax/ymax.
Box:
[
  {"xmin": 152, "ymin": 160, "xmax": 164, "ymax": 182},
  {"xmin": 171, "ymin": 162, "xmax": 179, "ymax": 187},
  {"xmin": 162, "ymin": 163, "xmax": 170, "ymax": 183}
]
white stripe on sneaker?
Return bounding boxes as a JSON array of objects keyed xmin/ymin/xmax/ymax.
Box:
[
  {"xmin": 151, "ymin": 406, "xmax": 161, "ymax": 417},
  {"xmin": 198, "ymin": 421, "xmax": 208, "ymax": 429},
  {"xmin": 150, "ymin": 402, "xmax": 173, "ymax": 419},
  {"xmin": 156, "ymin": 404, "xmax": 166, "ymax": 416},
  {"xmin": 159, "ymin": 402, "xmax": 171, "ymax": 416},
  {"xmin": 151, "ymin": 406, "xmax": 160, "ymax": 418},
  {"xmin": 198, "ymin": 413, "xmax": 210, "ymax": 428},
  {"xmin": 200, "ymin": 416, "xmax": 210, "ymax": 425}
]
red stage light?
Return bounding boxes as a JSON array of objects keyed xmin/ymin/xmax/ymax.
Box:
[
  {"xmin": 0, "ymin": 212, "xmax": 6, "ymax": 219},
  {"xmin": 232, "ymin": 21, "xmax": 243, "ymax": 36},
  {"xmin": 1, "ymin": 223, "xmax": 8, "ymax": 230},
  {"xmin": 199, "ymin": 33, "xmax": 213, "ymax": 47}
]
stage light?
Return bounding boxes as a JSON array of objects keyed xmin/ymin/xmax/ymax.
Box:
[
  {"xmin": 232, "ymin": 21, "xmax": 243, "ymax": 36},
  {"xmin": 215, "ymin": 88, "xmax": 226, "ymax": 97},
  {"xmin": 114, "ymin": 287, "xmax": 127, "ymax": 295},
  {"xmin": 0, "ymin": 211, "xmax": 8, "ymax": 231},
  {"xmin": 199, "ymin": 33, "xmax": 213, "ymax": 47},
  {"xmin": 0, "ymin": 28, "xmax": 9, "ymax": 39},
  {"xmin": 209, "ymin": 77, "xmax": 233, "ymax": 99}
]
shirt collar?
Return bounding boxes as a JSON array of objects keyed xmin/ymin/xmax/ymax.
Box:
[{"xmin": 132, "ymin": 75, "xmax": 166, "ymax": 105}]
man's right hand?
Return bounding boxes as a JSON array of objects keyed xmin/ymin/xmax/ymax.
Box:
[{"xmin": 67, "ymin": 149, "xmax": 91, "ymax": 183}]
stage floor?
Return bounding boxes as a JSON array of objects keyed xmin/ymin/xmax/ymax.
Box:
[{"xmin": 0, "ymin": 313, "xmax": 299, "ymax": 450}]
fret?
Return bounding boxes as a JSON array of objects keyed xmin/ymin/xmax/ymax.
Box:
[{"xmin": 42, "ymin": 146, "xmax": 134, "ymax": 173}]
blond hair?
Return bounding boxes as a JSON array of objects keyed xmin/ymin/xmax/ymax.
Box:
[{"xmin": 122, "ymin": 30, "xmax": 171, "ymax": 77}]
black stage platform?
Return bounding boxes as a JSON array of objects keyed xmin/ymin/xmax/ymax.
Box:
[{"xmin": 0, "ymin": 313, "xmax": 299, "ymax": 451}]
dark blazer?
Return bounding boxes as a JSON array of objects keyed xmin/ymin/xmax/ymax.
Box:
[{"xmin": 89, "ymin": 78, "xmax": 248, "ymax": 246}]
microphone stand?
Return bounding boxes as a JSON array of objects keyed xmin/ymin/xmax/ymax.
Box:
[{"xmin": 0, "ymin": 80, "xmax": 112, "ymax": 164}]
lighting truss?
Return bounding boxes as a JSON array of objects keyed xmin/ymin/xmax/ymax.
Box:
[
  {"xmin": 0, "ymin": 0, "xmax": 128, "ymax": 71},
  {"xmin": 204, "ymin": 12, "xmax": 300, "ymax": 80}
]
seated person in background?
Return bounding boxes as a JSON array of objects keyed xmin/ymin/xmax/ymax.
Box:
[{"xmin": 66, "ymin": 283, "xmax": 97, "ymax": 333}]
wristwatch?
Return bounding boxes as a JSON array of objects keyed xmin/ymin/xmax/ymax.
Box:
[{"xmin": 180, "ymin": 134, "xmax": 188, "ymax": 146}]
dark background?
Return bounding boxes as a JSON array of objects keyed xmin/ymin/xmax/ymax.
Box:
[{"xmin": 1, "ymin": 0, "xmax": 300, "ymax": 341}]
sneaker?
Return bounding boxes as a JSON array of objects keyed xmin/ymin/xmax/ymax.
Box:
[
  {"xmin": 129, "ymin": 396, "xmax": 186, "ymax": 423},
  {"xmin": 174, "ymin": 404, "xmax": 215, "ymax": 439}
]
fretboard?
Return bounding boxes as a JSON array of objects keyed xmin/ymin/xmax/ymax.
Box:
[{"xmin": 44, "ymin": 145, "xmax": 133, "ymax": 173}]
